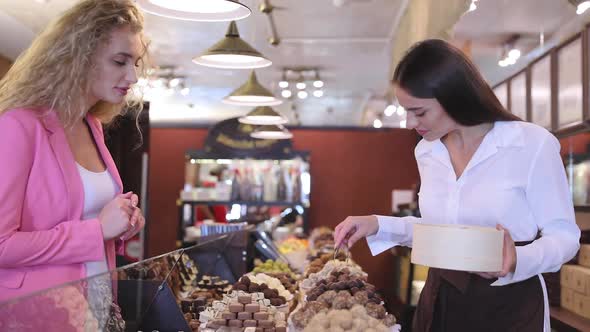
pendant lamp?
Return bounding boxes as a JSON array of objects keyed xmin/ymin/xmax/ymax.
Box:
[
  {"xmin": 193, "ymin": 21, "xmax": 271, "ymax": 69},
  {"xmin": 250, "ymin": 124, "xmax": 293, "ymax": 140},
  {"xmin": 137, "ymin": 0, "xmax": 251, "ymax": 22},
  {"xmin": 223, "ymin": 71, "xmax": 282, "ymax": 106},
  {"xmin": 239, "ymin": 106, "xmax": 287, "ymax": 125}
]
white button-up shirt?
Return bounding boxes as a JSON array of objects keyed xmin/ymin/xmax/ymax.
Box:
[{"xmin": 366, "ymin": 120, "xmax": 580, "ymax": 331}]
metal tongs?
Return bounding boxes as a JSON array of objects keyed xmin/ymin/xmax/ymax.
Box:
[{"xmin": 334, "ymin": 233, "xmax": 351, "ymax": 263}]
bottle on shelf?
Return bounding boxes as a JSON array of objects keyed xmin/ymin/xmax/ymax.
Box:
[
  {"xmin": 251, "ymin": 166, "xmax": 264, "ymax": 202},
  {"xmin": 277, "ymin": 165, "xmax": 287, "ymax": 202},
  {"xmin": 239, "ymin": 167, "xmax": 252, "ymax": 202},
  {"xmin": 291, "ymin": 167, "xmax": 302, "ymax": 203},
  {"xmin": 284, "ymin": 165, "xmax": 294, "ymax": 203},
  {"xmin": 263, "ymin": 165, "xmax": 278, "ymax": 202},
  {"xmin": 230, "ymin": 169, "xmax": 241, "ymax": 201}
]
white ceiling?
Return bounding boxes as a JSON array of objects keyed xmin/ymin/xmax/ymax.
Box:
[
  {"xmin": 452, "ymin": 0, "xmax": 580, "ymax": 86},
  {"xmin": 0, "ymin": 0, "xmax": 585, "ymax": 128},
  {"xmin": 0, "ymin": 0, "xmax": 405, "ymax": 127}
]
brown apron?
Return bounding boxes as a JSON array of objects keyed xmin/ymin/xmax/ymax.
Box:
[{"xmin": 412, "ymin": 241, "xmax": 544, "ymax": 332}]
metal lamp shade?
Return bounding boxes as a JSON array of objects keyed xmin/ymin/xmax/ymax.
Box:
[
  {"xmin": 250, "ymin": 125, "xmax": 293, "ymax": 140},
  {"xmin": 223, "ymin": 71, "xmax": 283, "ymax": 106},
  {"xmin": 137, "ymin": 0, "xmax": 251, "ymax": 22},
  {"xmin": 239, "ymin": 106, "xmax": 287, "ymax": 125},
  {"xmin": 193, "ymin": 21, "xmax": 272, "ymax": 69}
]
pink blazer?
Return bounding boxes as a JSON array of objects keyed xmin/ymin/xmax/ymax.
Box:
[{"xmin": 0, "ymin": 108, "xmax": 124, "ymax": 302}]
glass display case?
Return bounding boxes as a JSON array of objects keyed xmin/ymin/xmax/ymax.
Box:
[
  {"xmin": 0, "ymin": 219, "xmax": 401, "ymax": 332},
  {"xmin": 0, "ymin": 233, "xmax": 250, "ymax": 332}
]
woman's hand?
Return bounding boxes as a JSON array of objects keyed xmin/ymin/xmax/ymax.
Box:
[
  {"xmin": 334, "ymin": 215, "xmax": 379, "ymax": 248},
  {"xmin": 119, "ymin": 194, "xmax": 146, "ymax": 241},
  {"xmin": 98, "ymin": 192, "xmax": 136, "ymax": 241},
  {"xmin": 473, "ymin": 224, "xmax": 517, "ymax": 279}
]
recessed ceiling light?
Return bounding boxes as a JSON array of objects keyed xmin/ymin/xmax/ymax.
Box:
[
  {"xmin": 281, "ymin": 90, "xmax": 292, "ymax": 98},
  {"xmin": 313, "ymin": 90, "xmax": 324, "ymax": 98},
  {"xmin": 297, "ymin": 91, "xmax": 308, "ymax": 99},
  {"xmin": 373, "ymin": 119, "xmax": 383, "ymax": 128}
]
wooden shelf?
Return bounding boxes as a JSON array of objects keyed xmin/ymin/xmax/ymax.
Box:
[{"xmin": 550, "ymin": 306, "xmax": 590, "ymax": 331}]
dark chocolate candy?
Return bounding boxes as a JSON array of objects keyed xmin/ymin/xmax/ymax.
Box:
[
  {"xmin": 181, "ymin": 300, "xmax": 193, "ymax": 313},
  {"xmin": 195, "ymin": 297, "xmax": 207, "ymax": 307}
]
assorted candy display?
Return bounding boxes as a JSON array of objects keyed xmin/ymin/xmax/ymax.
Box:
[{"xmin": 167, "ymin": 228, "xmax": 399, "ymax": 331}]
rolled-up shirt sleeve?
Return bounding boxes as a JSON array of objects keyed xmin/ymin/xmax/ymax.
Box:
[
  {"xmin": 493, "ymin": 135, "xmax": 580, "ymax": 286},
  {"xmin": 366, "ymin": 215, "xmax": 419, "ymax": 256}
]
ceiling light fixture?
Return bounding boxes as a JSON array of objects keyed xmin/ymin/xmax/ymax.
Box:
[
  {"xmin": 193, "ymin": 21, "xmax": 272, "ymax": 69},
  {"xmin": 279, "ymin": 71, "xmax": 289, "ymax": 88},
  {"xmin": 373, "ymin": 118, "xmax": 383, "ymax": 129},
  {"xmin": 164, "ymin": 88, "xmax": 175, "ymax": 97},
  {"xmin": 137, "ymin": 0, "xmax": 251, "ymax": 22},
  {"xmin": 239, "ymin": 106, "xmax": 288, "ymax": 125},
  {"xmin": 281, "ymin": 90, "xmax": 292, "ymax": 98},
  {"xmin": 498, "ymin": 36, "xmax": 522, "ymax": 67},
  {"xmin": 297, "ymin": 91, "xmax": 308, "ymax": 99},
  {"xmin": 250, "ymin": 125, "xmax": 293, "ymax": 140},
  {"xmin": 578, "ymin": 1, "xmax": 590, "ymax": 14},
  {"xmin": 135, "ymin": 67, "xmax": 191, "ymax": 99},
  {"xmin": 223, "ymin": 71, "xmax": 283, "ymax": 106},
  {"xmin": 296, "ymin": 82, "xmax": 307, "ymax": 90},
  {"xmin": 169, "ymin": 78, "xmax": 181, "ymax": 88},
  {"xmin": 384, "ymin": 104, "xmax": 395, "ymax": 117},
  {"xmin": 468, "ymin": 0, "xmax": 478, "ymax": 12},
  {"xmin": 259, "ymin": 0, "xmax": 283, "ymax": 46},
  {"xmin": 313, "ymin": 71, "xmax": 324, "ymax": 88},
  {"xmin": 313, "ymin": 90, "xmax": 324, "ymax": 98},
  {"xmin": 498, "ymin": 48, "xmax": 520, "ymax": 67}
]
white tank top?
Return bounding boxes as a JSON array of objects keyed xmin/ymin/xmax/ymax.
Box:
[{"xmin": 76, "ymin": 162, "xmax": 118, "ymax": 277}]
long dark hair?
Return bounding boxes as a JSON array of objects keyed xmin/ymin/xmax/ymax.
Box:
[{"xmin": 392, "ymin": 39, "xmax": 520, "ymax": 125}]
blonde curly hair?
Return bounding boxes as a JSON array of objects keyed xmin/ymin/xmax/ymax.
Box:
[{"xmin": 0, "ymin": 0, "xmax": 148, "ymax": 127}]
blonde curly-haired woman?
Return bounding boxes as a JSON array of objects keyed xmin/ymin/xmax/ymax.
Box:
[{"xmin": 0, "ymin": 0, "xmax": 148, "ymax": 321}]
